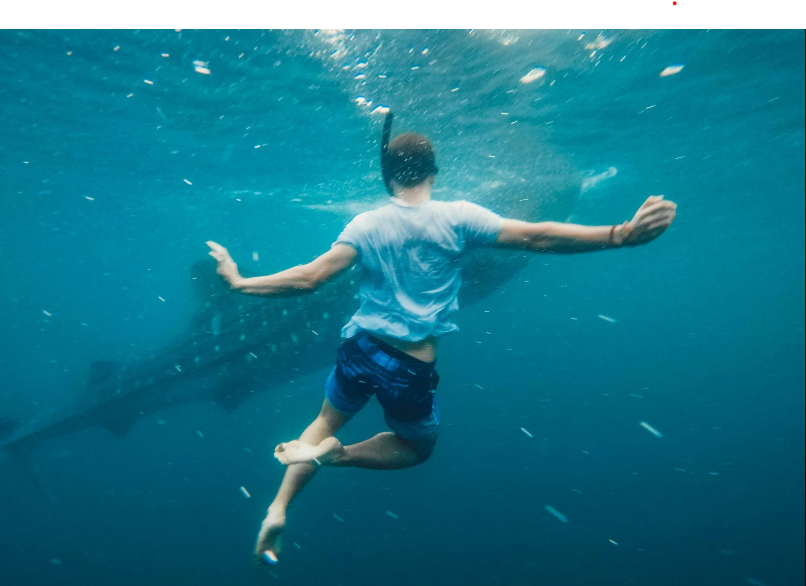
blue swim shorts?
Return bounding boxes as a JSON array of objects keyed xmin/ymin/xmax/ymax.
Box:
[{"xmin": 325, "ymin": 330, "xmax": 441, "ymax": 445}]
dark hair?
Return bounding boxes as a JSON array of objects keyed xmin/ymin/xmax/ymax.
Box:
[{"xmin": 385, "ymin": 132, "xmax": 438, "ymax": 187}]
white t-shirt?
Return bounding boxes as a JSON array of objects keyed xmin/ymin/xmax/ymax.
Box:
[{"xmin": 334, "ymin": 198, "xmax": 503, "ymax": 342}]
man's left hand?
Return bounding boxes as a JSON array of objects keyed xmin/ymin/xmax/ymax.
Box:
[{"xmin": 623, "ymin": 195, "xmax": 677, "ymax": 246}]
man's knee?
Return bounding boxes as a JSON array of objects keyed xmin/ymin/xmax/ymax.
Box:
[
  {"xmin": 318, "ymin": 399, "xmax": 353, "ymax": 432},
  {"xmin": 407, "ymin": 433, "xmax": 438, "ymax": 463}
]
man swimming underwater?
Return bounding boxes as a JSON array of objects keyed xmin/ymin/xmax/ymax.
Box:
[{"xmin": 207, "ymin": 112, "xmax": 677, "ymax": 564}]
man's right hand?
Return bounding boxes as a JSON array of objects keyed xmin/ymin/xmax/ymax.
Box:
[
  {"xmin": 622, "ymin": 195, "xmax": 677, "ymax": 246},
  {"xmin": 207, "ymin": 241, "xmax": 242, "ymax": 287}
]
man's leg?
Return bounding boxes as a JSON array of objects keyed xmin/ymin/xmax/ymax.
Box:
[
  {"xmin": 254, "ymin": 399, "xmax": 353, "ymax": 560},
  {"xmin": 275, "ymin": 430, "xmax": 437, "ymax": 470}
]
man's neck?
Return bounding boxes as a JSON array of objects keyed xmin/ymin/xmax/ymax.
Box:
[{"xmin": 392, "ymin": 183, "xmax": 432, "ymax": 206}]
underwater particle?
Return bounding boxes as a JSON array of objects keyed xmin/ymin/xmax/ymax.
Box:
[
  {"xmin": 422, "ymin": 47, "xmax": 428, "ymax": 55},
  {"xmin": 520, "ymin": 67, "xmax": 546, "ymax": 84},
  {"xmin": 609, "ymin": 539, "xmax": 619, "ymax": 546},
  {"xmin": 386, "ymin": 510, "xmax": 398, "ymax": 520},
  {"xmin": 355, "ymin": 73, "xmax": 366, "ymax": 79},
  {"xmin": 194, "ymin": 65, "xmax": 211, "ymax": 75},
  {"xmin": 249, "ymin": 352, "xmax": 258, "ymax": 358},
  {"xmin": 674, "ymin": 468, "xmax": 687, "ymax": 472},
  {"xmin": 262, "ymin": 551, "xmax": 278, "ymax": 565},
  {"xmin": 640, "ymin": 421, "xmax": 663, "ymax": 438},
  {"xmin": 294, "ymin": 542, "xmax": 301, "ymax": 549},
  {"xmin": 50, "ymin": 558, "xmax": 62, "ymax": 565},
  {"xmin": 598, "ymin": 314, "xmax": 617, "ymax": 323},
  {"xmin": 354, "ymin": 96, "xmax": 366, "ymax": 105},
  {"xmin": 158, "ymin": 296, "xmax": 165, "ymax": 302},
  {"xmin": 709, "ymin": 472, "xmax": 720, "ymax": 476},
  {"xmin": 333, "ymin": 513, "xmax": 344, "ymax": 522},
  {"xmin": 157, "ymin": 419, "xmax": 166, "ymax": 425},
  {"xmin": 175, "ymin": 365, "xmax": 181, "ymax": 372},
  {"xmin": 144, "ymin": 79, "xmax": 153, "ymax": 85},
  {"xmin": 744, "ymin": 578, "xmax": 767, "ymax": 586},
  {"xmin": 240, "ymin": 486, "xmax": 251, "ymax": 498},
  {"xmin": 252, "ymin": 252, "xmax": 259, "ymax": 261},
  {"xmin": 520, "ymin": 427, "xmax": 533, "ymax": 438},
  {"xmin": 196, "ymin": 430, "xmax": 204, "ymax": 438},
  {"xmin": 660, "ymin": 64, "xmax": 685, "ymax": 77},
  {"xmin": 183, "ymin": 179, "xmax": 192, "ymax": 185},
  {"xmin": 544, "ymin": 505, "xmax": 568, "ymax": 523},
  {"xmin": 474, "ymin": 384, "xmax": 484, "ymax": 390},
  {"xmin": 629, "ymin": 394, "xmax": 643, "ymax": 399},
  {"xmin": 371, "ymin": 105, "xmax": 390, "ymax": 115},
  {"xmin": 85, "ymin": 196, "xmax": 94, "ymax": 201},
  {"xmin": 126, "ymin": 93, "xmax": 133, "ymax": 98},
  {"xmin": 161, "ymin": 53, "xmax": 169, "ymax": 57},
  {"xmin": 42, "ymin": 310, "xmax": 52, "ymax": 317},
  {"xmin": 311, "ymin": 330, "xmax": 319, "ymax": 336},
  {"xmin": 585, "ymin": 35, "xmax": 611, "ymax": 50},
  {"xmin": 720, "ymin": 549, "xmax": 735, "ymax": 555},
  {"xmin": 572, "ymin": 489, "xmax": 583, "ymax": 494}
]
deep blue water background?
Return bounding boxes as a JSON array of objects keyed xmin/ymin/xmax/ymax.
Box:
[{"xmin": 0, "ymin": 29, "xmax": 803, "ymax": 586}]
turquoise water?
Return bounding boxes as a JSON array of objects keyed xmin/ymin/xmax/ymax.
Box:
[{"xmin": 0, "ymin": 29, "xmax": 803, "ymax": 585}]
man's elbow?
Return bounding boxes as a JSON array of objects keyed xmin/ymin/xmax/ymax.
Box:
[{"xmin": 300, "ymin": 266, "xmax": 327, "ymax": 291}]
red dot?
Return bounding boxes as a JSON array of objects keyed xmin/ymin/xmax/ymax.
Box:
[{"xmin": 673, "ymin": 1, "xmax": 677, "ymax": 4}]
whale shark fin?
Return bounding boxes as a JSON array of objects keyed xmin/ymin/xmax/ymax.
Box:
[
  {"xmin": 0, "ymin": 442, "xmax": 58, "ymax": 505},
  {"xmin": 190, "ymin": 258, "xmax": 258, "ymax": 304},
  {"xmin": 191, "ymin": 259, "xmax": 229, "ymax": 303}
]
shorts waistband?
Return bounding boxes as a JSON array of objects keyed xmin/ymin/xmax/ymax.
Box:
[{"xmin": 353, "ymin": 331, "xmax": 436, "ymax": 375}]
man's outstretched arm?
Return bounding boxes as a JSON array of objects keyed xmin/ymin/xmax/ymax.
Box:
[
  {"xmin": 496, "ymin": 195, "xmax": 677, "ymax": 253},
  {"xmin": 206, "ymin": 242, "xmax": 357, "ymax": 296}
]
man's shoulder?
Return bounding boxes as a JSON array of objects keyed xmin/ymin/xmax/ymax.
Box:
[
  {"xmin": 354, "ymin": 202, "xmax": 395, "ymax": 220},
  {"xmin": 433, "ymin": 199, "xmax": 494, "ymax": 217},
  {"xmin": 345, "ymin": 202, "xmax": 395, "ymax": 232}
]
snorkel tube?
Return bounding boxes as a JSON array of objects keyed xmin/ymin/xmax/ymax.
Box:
[{"xmin": 381, "ymin": 110, "xmax": 394, "ymax": 195}]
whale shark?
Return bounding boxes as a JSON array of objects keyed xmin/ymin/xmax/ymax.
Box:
[{"xmin": 0, "ymin": 173, "xmax": 582, "ymax": 460}]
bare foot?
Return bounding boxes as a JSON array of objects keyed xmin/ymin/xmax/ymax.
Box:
[
  {"xmin": 274, "ymin": 436, "xmax": 345, "ymax": 466},
  {"xmin": 254, "ymin": 506, "xmax": 285, "ymax": 565}
]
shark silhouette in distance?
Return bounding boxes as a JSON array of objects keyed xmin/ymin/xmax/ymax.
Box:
[{"xmin": 0, "ymin": 175, "xmax": 582, "ymax": 462}]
